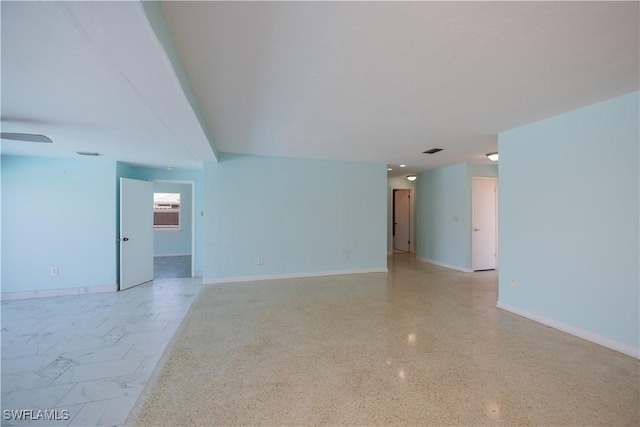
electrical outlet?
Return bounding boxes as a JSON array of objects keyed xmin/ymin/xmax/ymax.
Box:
[
  {"xmin": 257, "ymin": 257, "xmax": 264, "ymax": 266},
  {"xmin": 510, "ymin": 279, "xmax": 517, "ymax": 288},
  {"xmin": 50, "ymin": 266, "xmax": 59, "ymax": 276}
]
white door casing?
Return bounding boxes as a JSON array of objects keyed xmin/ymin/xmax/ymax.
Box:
[
  {"xmin": 472, "ymin": 177, "xmax": 497, "ymax": 271},
  {"xmin": 151, "ymin": 179, "xmax": 196, "ymax": 277},
  {"xmin": 120, "ymin": 177, "xmax": 154, "ymax": 290}
]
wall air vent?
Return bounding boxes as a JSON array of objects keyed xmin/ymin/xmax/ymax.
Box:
[{"xmin": 423, "ymin": 148, "xmax": 443, "ymax": 154}]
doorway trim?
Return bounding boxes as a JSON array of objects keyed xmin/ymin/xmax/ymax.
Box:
[
  {"xmin": 151, "ymin": 179, "xmax": 196, "ymax": 278},
  {"xmin": 391, "ymin": 187, "xmax": 415, "ymax": 254},
  {"xmin": 471, "ymin": 176, "xmax": 498, "ymax": 271}
]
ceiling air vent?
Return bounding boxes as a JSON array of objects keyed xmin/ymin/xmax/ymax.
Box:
[
  {"xmin": 76, "ymin": 151, "xmax": 102, "ymax": 156},
  {"xmin": 0, "ymin": 132, "xmax": 52, "ymax": 143},
  {"xmin": 423, "ymin": 148, "xmax": 443, "ymax": 154}
]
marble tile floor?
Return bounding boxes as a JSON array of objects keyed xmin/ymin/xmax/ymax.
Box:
[
  {"xmin": 1, "ymin": 278, "xmax": 202, "ymax": 426},
  {"xmin": 153, "ymin": 256, "xmax": 191, "ymax": 280},
  {"xmin": 4, "ymin": 256, "xmax": 639, "ymax": 426}
]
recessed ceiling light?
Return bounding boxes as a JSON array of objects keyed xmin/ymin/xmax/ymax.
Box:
[
  {"xmin": 166, "ymin": 167, "xmax": 174, "ymax": 170},
  {"xmin": 400, "ymin": 164, "xmax": 406, "ymax": 168},
  {"xmin": 76, "ymin": 151, "xmax": 101, "ymax": 156},
  {"xmin": 486, "ymin": 152, "xmax": 499, "ymax": 161}
]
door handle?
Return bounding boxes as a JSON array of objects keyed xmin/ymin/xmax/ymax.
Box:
[
  {"xmin": 122, "ymin": 237, "xmax": 129, "ymax": 241},
  {"xmin": 473, "ymin": 228, "xmax": 480, "ymax": 231}
]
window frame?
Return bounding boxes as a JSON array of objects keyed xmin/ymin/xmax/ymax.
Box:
[{"xmin": 153, "ymin": 193, "xmax": 181, "ymax": 231}]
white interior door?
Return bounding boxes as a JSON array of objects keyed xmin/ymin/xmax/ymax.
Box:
[
  {"xmin": 120, "ymin": 177, "xmax": 154, "ymax": 290},
  {"xmin": 393, "ymin": 189, "xmax": 411, "ymax": 253},
  {"xmin": 472, "ymin": 177, "xmax": 497, "ymax": 271}
]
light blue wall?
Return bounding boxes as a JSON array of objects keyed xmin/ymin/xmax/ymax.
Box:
[
  {"xmin": 416, "ymin": 164, "xmax": 469, "ymax": 268},
  {"xmin": 2, "ymin": 156, "xmax": 117, "ymax": 292},
  {"xmin": 118, "ymin": 165, "xmax": 203, "ymax": 275},
  {"xmin": 387, "ymin": 177, "xmax": 416, "ymax": 253},
  {"xmin": 498, "ymin": 91, "xmax": 639, "ymax": 350},
  {"xmin": 467, "ymin": 163, "xmax": 499, "ymax": 180},
  {"xmin": 415, "ymin": 163, "xmax": 498, "ymax": 270},
  {"xmin": 153, "ymin": 182, "xmax": 192, "ymax": 256},
  {"xmin": 203, "ymin": 154, "xmax": 387, "ymax": 281},
  {"xmin": 0, "ymin": 155, "xmax": 2, "ymax": 285}
]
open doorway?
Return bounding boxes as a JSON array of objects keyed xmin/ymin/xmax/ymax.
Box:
[
  {"xmin": 392, "ymin": 188, "xmax": 412, "ymax": 254},
  {"xmin": 151, "ymin": 180, "xmax": 195, "ymax": 279}
]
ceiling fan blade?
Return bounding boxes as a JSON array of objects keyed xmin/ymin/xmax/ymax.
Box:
[{"xmin": 0, "ymin": 132, "xmax": 53, "ymax": 143}]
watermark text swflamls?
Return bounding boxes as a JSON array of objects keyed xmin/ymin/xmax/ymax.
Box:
[{"xmin": 3, "ymin": 409, "xmax": 70, "ymax": 421}]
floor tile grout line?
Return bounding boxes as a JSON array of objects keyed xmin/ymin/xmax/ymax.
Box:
[
  {"xmin": 38, "ymin": 364, "xmax": 147, "ymax": 411},
  {"xmin": 2, "ymin": 278, "xmax": 202, "ymax": 424},
  {"xmin": 63, "ymin": 402, "xmax": 86, "ymax": 426},
  {"xmin": 55, "ymin": 377, "xmax": 148, "ymax": 408},
  {"xmin": 96, "ymin": 317, "xmax": 110, "ymax": 329},
  {"xmin": 120, "ymin": 344, "xmax": 136, "ymax": 360}
]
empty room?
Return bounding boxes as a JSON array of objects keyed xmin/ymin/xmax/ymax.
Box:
[{"xmin": 1, "ymin": 1, "xmax": 638, "ymax": 426}]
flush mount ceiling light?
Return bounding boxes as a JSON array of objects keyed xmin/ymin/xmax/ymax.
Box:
[
  {"xmin": 486, "ymin": 152, "xmax": 499, "ymax": 161},
  {"xmin": 406, "ymin": 175, "xmax": 417, "ymax": 182},
  {"xmin": 76, "ymin": 151, "xmax": 101, "ymax": 156}
]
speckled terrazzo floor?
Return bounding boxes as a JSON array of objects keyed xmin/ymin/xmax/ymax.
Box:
[{"xmin": 127, "ymin": 255, "xmax": 640, "ymax": 426}]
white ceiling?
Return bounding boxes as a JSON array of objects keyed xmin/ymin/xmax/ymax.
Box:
[
  {"xmin": 1, "ymin": 1, "xmax": 216, "ymax": 169},
  {"xmin": 2, "ymin": 1, "xmax": 638, "ymax": 174}
]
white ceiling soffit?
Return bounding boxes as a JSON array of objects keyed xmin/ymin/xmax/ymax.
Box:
[
  {"xmin": 162, "ymin": 1, "xmax": 639, "ymax": 173},
  {"xmin": 1, "ymin": 1, "xmax": 217, "ymax": 169}
]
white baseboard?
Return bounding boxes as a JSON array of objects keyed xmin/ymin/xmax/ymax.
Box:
[
  {"xmin": 154, "ymin": 253, "xmax": 191, "ymax": 257},
  {"xmin": 1, "ymin": 285, "xmax": 118, "ymax": 301},
  {"xmin": 496, "ymin": 301, "xmax": 639, "ymax": 359},
  {"xmin": 204, "ymin": 268, "xmax": 388, "ymax": 285},
  {"xmin": 416, "ymin": 256, "xmax": 472, "ymax": 273},
  {"xmin": 194, "ymin": 271, "xmax": 203, "ymax": 278}
]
